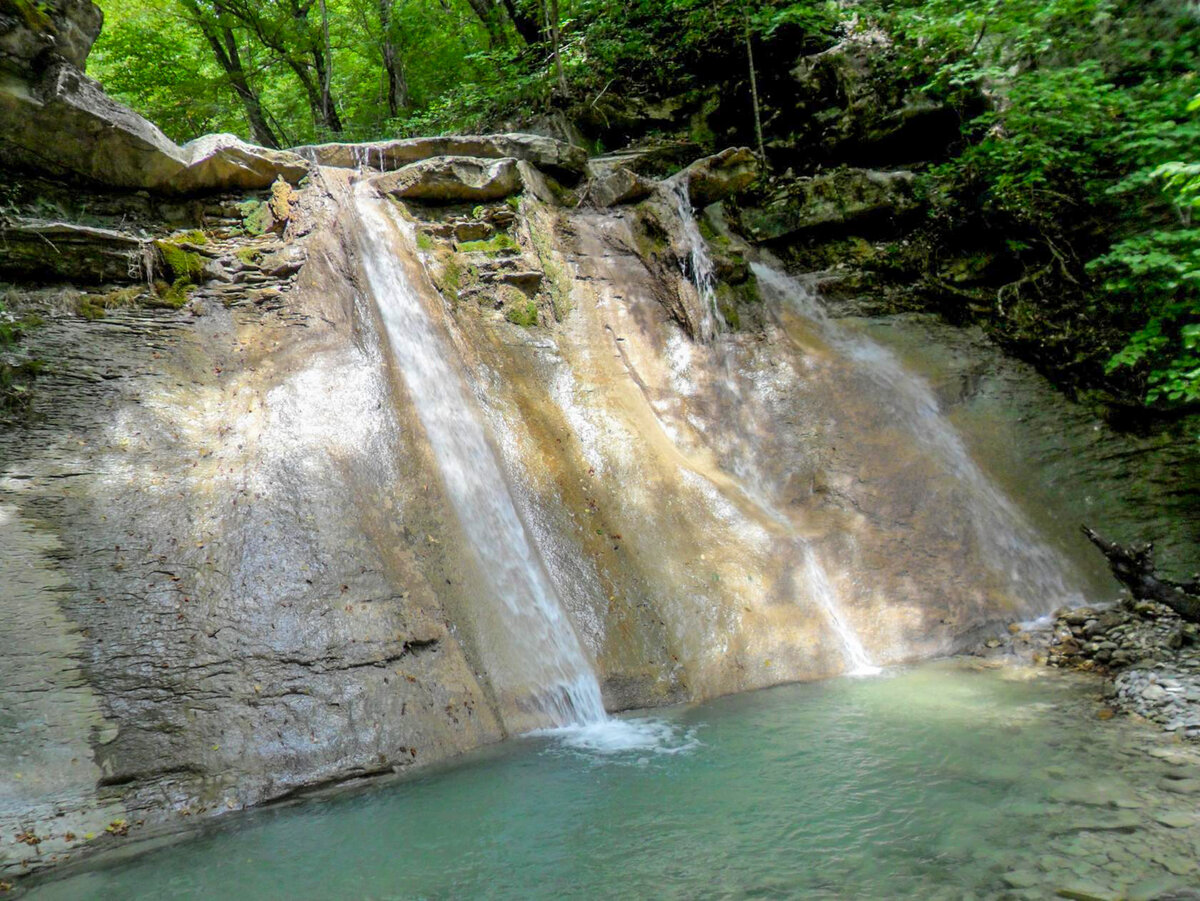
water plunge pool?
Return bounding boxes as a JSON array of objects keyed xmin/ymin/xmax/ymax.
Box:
[{"xmin": 27, "ymin": 661, "xmax": 1200, "ymax": 899}]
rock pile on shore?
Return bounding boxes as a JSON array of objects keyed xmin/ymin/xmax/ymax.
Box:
[{"xmin": 978, "ymin": 598, "xmax": 1200, "ymax": 741}]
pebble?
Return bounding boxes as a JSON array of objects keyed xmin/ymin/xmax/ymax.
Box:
[
  {"xmin": 1003, "ymin": 869, "xmax": 1040, "ymax": 889},
  {"xmin": 1153, "ymin": 810, "xmax": 1197, "ymax": 828},
  {"xmin": 1125, "ymin": 875, "xmax": 1190, "ymax": 901},
  {"xmin": 1161, "ymin": 778, "xmax": 1200, "ymax": 794},
  {"xmin": 1055, "ymin": 879, "xmax": 1120, "ymax": 901}
]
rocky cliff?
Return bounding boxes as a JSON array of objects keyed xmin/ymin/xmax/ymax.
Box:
[{"xmin": 2, "ymin": 1, "xmax": 1198, "ymax": 885}]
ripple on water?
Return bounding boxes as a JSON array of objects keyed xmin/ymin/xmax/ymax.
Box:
[{"xmin": 22, "ymin": 661, "xmax": 1200, "ymax": 901}]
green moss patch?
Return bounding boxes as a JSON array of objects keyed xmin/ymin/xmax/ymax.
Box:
[
  {"xmin": 154, "ymin": 238, "xmax": 207, "ymax": 283},
  {"xmin": 457, "ymin": 233, "xmax": 518, "ymax": 255},
  {"xmin": 238, "ymin": 199, "xmax": 274, "ymax": 237},
  {"xmin": 149, "ymin": 279, "xmax": 192, "ymax": 310},
  {"xmin": 505, "ymin": 300, "xmax": 539, "ymax": 328},
  {"xmin": 74, "ymin": 286, "xmax": 143, "ymax": 320}
]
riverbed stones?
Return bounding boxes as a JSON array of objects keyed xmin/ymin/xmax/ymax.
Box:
[
  {"xmin": 1126, "ymin": 875, "xmax": 1195, "ymax": 901},
  {"xmin": 1054, "ymin": 810, "xmax": 1142, "ymax": 833},
  {"xmin": 1055, "ymin": 879, "xmax": 1122, "ymax": 901},
  {"xmin": 1160, "ymin": 778, "xmax": 1200, "ymax": 795},
  {"xmin": 1003, "ymin": 869, "xmax": 1041, "ymax": 889},
  {"xmin": 985, "ymin": 598, "xmax": 1200, "ymax": 741}
]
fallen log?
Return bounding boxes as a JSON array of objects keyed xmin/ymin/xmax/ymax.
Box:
[{"xmin": 1082, "ymin": 525, "xmax": 1200, "ymax": 624}]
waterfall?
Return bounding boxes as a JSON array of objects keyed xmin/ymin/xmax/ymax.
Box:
[
  {"xmin": 666, "ymin": 193, "xmax": 880, "ymax": 676},
  {"xmin": 668, "ymin": 178, "xmax": 724, "ymax": 343},
  {"xmin": 802, "ymin": 547, "xmax": 881, "ymax": 676},
  {"xmin": 351, "ymin": 184, "xmax": 607, "ymax": 729},
  {"xmin": 754, "ymin": 263, "xmax": 1084, "ymax": 611}
]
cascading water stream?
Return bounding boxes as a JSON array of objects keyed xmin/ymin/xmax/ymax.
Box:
[
  {"xmin": 668, "ymin": 191, "xmax": 879, "ymax": 675},
  {"xmin": 802, "ymin": 547, "xmax": 881, "ymax": 676},
  {"xmin": 668, "ymin": 178, "xmax": 724, "ymax": 343},
  {"xmin": 754, "ymin": 263, "xmax": 1084, "ymax": 610},
  {"xmin": 351, "ymin": 183, "xmax": 606, "ymax": 729}
]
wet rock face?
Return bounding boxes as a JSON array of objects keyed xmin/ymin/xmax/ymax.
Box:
[
  {"xmin": 786, "ymin": 31, "xmax": 964, "ymax": 167},
  {"xmin": 294, "ymin": 133, "xmax": 587, "ymax": 182},
  {"xmin": 0, "ymin": 220, "xmax": 147, "ymax": 282},
  {"xmin": 587, "ymin": 166, "xmax": 654, "ymax": 208},
  {"xmin": 737, "ymin": 167, "xmax": 917, "ymax": 242},
  {"xmin": 679, "ymin": 146, "xmax": 758, "ymax": 209},
  {"xmin": 373, "ymin": 155, "xmax": 522, "ymax": 203},
  {"xmin": 0, "ymin": 170, "xmax": 505, "ymax": 877}
]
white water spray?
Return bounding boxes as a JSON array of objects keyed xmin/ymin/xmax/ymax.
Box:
[
  {"xmin": 754, "ymin": 263, "xmax": 1084, "ymax": 610},
  {"xmin": 667, "ymin": 196, "xmax": 879, "ymax": 675},
  {"xmin": 668, "ymin": 178, "xmax": 724, "ymax": 343},
  {"xmin": 353, "ymin": 184, "xmax": 606, "ymax": 728}
]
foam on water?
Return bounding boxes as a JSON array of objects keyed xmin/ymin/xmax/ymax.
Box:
[{"xmin": 536, "ymin": 717, "xmax": 701, "ymax": 759}]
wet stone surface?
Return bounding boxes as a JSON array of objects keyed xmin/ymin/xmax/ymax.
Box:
[{"xmin": 977, "ymin": 598, "xmax": 1200, "ymax": 742}]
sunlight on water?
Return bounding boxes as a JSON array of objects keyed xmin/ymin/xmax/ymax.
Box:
[{"xmin": 28, "ymin": 662, "xmax": 1196, "ymax": 901}]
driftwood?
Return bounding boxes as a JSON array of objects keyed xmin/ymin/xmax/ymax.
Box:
[{"xmin": 1082, "ymin": 525, "xmax": 1200, "ymax": 624}]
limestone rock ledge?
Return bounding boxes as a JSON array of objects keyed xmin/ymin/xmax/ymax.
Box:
[{"xmin": 0, "ymin": 0, "xmax": 307, "ymax": 194}]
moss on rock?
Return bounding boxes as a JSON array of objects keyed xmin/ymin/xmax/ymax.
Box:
[
  {"xmin": 457, "ymin": 233, "xmax": 518, "ymax": 254},
  {"xmin": 154, "ymin": 237, "xmax": 206, "ymax": 283},
  {"xmin": 505, "ymin": 299, "xmax": 539, "ymax": 327},
  {"xmin": 238, "ymin": 200, "xmax": 274, "ymax": 237}
]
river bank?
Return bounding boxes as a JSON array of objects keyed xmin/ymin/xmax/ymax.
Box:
[{"xmin": 978, "ymin": 597, "xmax": 1200, "ymax": 743}]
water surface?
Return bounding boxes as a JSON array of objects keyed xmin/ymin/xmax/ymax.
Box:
[{"xmin": 29, "ymin": 662, "xmax": 1200, "ymax": 900}]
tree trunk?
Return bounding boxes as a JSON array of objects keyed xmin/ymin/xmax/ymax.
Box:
[
  {"xmin": 463, "ymin": 0, "xmax": 507, "ymax": 48},
  {"xmin": 744, "ymin": 13, "xmax": 765, "ymax": 164},
  {"xmin": 548, "ymin": 0, "xmax": 567, "ymax": 96},
  {"xmin": 1082, "ymin": 525, "xmax": 1200, "ymax": 623},
  {"xmin": 180, "ymin": 0, "xmax": 281, "ymax": 148},
  {"xmin": 378, "ymin": 0, "xmax": 408, "ymax": 116},
  {"xmin": 500, "ymin": 0, "xmax": 543, "ymax": 47},
  {"xmin": 221, "ymin": 0, "xmax": 343, "ymax": 134},
  {"xmin": 317, "ymin": 0, "xmax": 338, "ymax": 131}
]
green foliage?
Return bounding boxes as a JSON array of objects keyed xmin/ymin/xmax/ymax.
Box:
[
  {"xmin": 505, "ymin": 299, "xmax": 539, "ymax": 327},
  {"xmin": 1090, "ymin": 121, "xmax": 1200, "ymax": 406},
  {"xmin": 457, "ymin": 233, "xmax": 518, "ymax": 254},
  {"xmin": 0, "ymin": 295, "xmax": 41, "ymax": 420},
  {"xmin": 866, "ymin": 0, "xmax": 1200, "ymax": 409},
  {"xmin": 90, "ymin": 0, "xmax": 835, "ymax": 146},
  {"xmin": 0, "ymin": 300, "xmax": 23, "ymax": 348}
]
